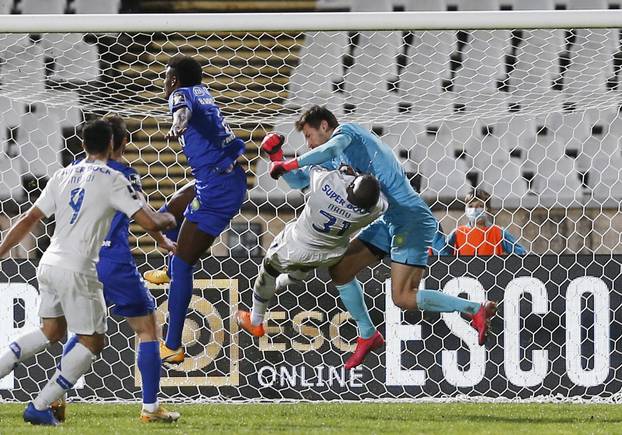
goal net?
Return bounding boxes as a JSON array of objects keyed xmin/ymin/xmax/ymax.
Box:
[{"xmin": 0, "ymin": 10, "xmax": 621, "ymax": 403}]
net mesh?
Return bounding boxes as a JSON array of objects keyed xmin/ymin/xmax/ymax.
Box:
[{"xmin": 0, "ymin": 24, "xmax": 621, "ymax": 402}]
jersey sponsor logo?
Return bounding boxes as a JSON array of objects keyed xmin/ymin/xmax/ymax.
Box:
[
  {"xmin": 192, "ymin": 86, "xmax": 206, "ymax": 96},
  {"xmin": 172, "ymin": 92, "xmax": 186, "ymax": 106},
  {"xmin": 321, "ymin": 183, "xmax": 366, "ymax": 214},
  {"xmin": 191, "ymin": 197, "xmax": 201, "ymax": 211}
]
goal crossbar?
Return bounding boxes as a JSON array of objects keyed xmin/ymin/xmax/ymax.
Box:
[{"xmin": 0, "ymin": 10, "xmax": 621, "ymax": 33}]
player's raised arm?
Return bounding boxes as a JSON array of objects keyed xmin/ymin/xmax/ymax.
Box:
[
  {"xmin": 268, "ymin": 106, "xmax": 350, "ymax": 180},
  {"xmin": 165, "ymin": 106, "xmax": 191, "ymax": 140},
  {"xmin": 270, "ymin": 135, "xmax": 351, "ymax": 180},
  {"xmin": 0, "ymin": 206, "xmax": 45, "ymax": 258},
  {"xmin": 0, "ymin": 168, "xmax": 58, "ymax": 258}
]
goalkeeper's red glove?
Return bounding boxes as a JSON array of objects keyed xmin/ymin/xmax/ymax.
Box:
[
  {"xmin": 270, "ymin": 159, "xmax": 299, "ymax": 180},
  {"xmin": 261, "ymin": 132, "xmax": 285, "ymax": 162}
]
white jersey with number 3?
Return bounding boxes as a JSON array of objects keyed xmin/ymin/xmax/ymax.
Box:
[
  {"xmin": 33, "ymin": 159, "xmax": 143, "ymax": 276},
  {"xmin": 266, "ymin": 167, "xmax": 387, "ymax": 274}
]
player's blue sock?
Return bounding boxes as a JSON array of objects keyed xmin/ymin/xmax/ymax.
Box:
[
  {"xmin": 62, "ymin": 335, "xmax": 79, "ymax": 356},
  {"xmin": 165, "ymin": 255, "xmax": 193, "ymax": 350},
  {"xmin": 416, "ymin": 289, "xmax": 481, "ymax": 315},
  {"xmin": 336, "ymin": 279, "xmax": 375, "ymax": 339},
  {"xmin": 158, "ymin": 204, "xmax": 181, "ymax": 243},
  {"xmin": 137, "ymin": 341, "xmax": 160, "ymax": 405}
]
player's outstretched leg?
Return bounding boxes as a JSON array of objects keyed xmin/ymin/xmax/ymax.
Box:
[
  {"xmin": 236, "ymin": 260, "xmax": 280, "ymax": 338},
  {"xmin": 144, "ymin": 181, "xmax": 196, "ymax": 285},
  {"xmin": 391, "ymin": 264, "xmax": 497, "ymax": 345},
  {"xmin": 28, "ymin": 334, "xmax": 102, "ymax": 426},
  {"xmin": 162, "ymin": 219, "xmax": 217, "ymax": 364},
  {"xmin": 336, "ymin": 279, "xmax": 384, "ymax": 370},
  {"xmin": 0, "ymin": 328, "xmax": 51, "ymax": 379}
]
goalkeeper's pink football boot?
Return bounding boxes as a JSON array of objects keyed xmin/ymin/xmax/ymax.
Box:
[
  {"xmin": 344, "ymin": 331, "xmax": 385, "ymax": 370},
  {"xmin": 469, "ymin": 301, "xmax": 497, "ymax": 346}
]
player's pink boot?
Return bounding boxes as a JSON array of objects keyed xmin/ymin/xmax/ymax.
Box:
[
  {"xmin": 344, "ymin": 331, "xmax": 385, "ymax": 370},
  {"xmin": 469, "ymin": 301, "xmax": 497, "ymax": 345}
]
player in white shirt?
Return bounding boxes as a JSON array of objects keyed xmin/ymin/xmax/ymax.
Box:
[
  {"xmin": 0, "ymin": 120, "xmax": 176, "ymax": 426},
  {"xmin": 236, "ymin": 162, "xmax": 388, "ymax": 369}
]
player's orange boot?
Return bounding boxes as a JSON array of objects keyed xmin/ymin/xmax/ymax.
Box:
[
  {"xmin": 344, "ymin": 331, "xmax": 385, "ymax": 370},
  {"xmin": 143, "ymin": 266, "xmax": 170, "ymax": 285},
  {"xmin": 235, "ymin": 310, "xmax": 265, "ymax": 337},
  {"xmin": 160, "ymin": 341, "xmax": 185, "ymax": 366},
  {"xmin": 50, "ymin": 396, "xmax": 66, "ymax": 423},
  {"xmin": 140, "ymin": 405, "xmax": 180, "ymax": 423},
  {"xmin": 469, "ymin": 301, "xmax": 497, "ymax": 346}
]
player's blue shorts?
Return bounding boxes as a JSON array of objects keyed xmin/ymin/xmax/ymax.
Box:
[
  {"xmin": 357, "ymin": 203, "xmax": 436, "ymax": 267},
  {"xmin": 97, "ymin": 259, "xmax": 156, "ymax": 318},
  {"xmin": 185, "ymin": 164, "xmax": 247, "ymax": 237}
]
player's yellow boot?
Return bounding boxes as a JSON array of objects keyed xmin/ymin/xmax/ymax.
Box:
[
  {"xmin": 140, "ymin": 405, "xmax": 180, "ymax": 423},
  {"xmin": 50, "ymin": 396, "xmax": 66, "ymax": 423},
  {"xmin": 160, "ymin": 340, "xmax": 185, "ymax": 365},
  {"xmin": 143, "ymin": 266, "xmax": 170, "ymax": 285}
]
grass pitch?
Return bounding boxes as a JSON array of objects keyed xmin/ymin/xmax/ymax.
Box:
[{"xmin": 1, "ymin": 402, "xmax": 621, "ymax": 434}]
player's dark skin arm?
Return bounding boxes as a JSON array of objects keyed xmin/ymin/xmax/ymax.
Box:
[{"xmin": 166, "ymin": 107, "xmax": 190, "ymax": 140}]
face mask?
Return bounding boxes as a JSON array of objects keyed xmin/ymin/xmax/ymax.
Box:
[{"xmin": 465, "ymin": 207, "xmax": 486, "ymax": 225}]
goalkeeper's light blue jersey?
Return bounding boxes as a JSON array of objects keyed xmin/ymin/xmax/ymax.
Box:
[
  {"xmin": 168, "ymin": 85, "xmax": 245, "ymax": 178},
  {"xmin": 331, "ymin": 123, "xmax": 426, "ymax": 211}
]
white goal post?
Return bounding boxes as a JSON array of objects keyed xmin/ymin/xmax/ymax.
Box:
[{"xmin": 0, "ymin": 9, "xmax": 621, "ymax": 403}]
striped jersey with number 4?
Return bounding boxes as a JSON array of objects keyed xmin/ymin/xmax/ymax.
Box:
[
  {"xmin": 294, "ymin": 167, "xmax": 388, "ymax": 251},
  {"xmin": 33, "ymin": 159, "xmax": 144, "ymax": 276}
]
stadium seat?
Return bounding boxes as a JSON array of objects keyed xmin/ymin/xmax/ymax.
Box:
[
  {"xmin": 45, "ymin": 89, "xmax": 83, "ymax": 129},
  {"xmin": 17, "ymin": 104, "xmax": 63, "ymax": 179},
  {"xmin": 418, "ymin": 123, "xmax": 470, "ymax": 200},
  {"xmin": 19, "ymin": 0, "xmax": 65, "ymax": 14},
  {"xmin": 0, "ymin": 121, "xmax": 24, "ymax": 202},
  {"xmin": 340, "ymin": 0, "xmax": 401, "ymax": 115},
  {"xmin": 287, "ymin": 32, "xmax": 348, "ymax": 111},
  {"xmin": 0, "ymin": 37, "xmax": 46, "ymax": 99},
  {"xmin": 0, "ymin": 0, "xmax": 12, "ymax": 14},
  {"xmin": 249, "ymin": 157, "xmax": 304, "ymax": 205},
  {"xmin": 510, "ymin": 1, "xmax": 564, "ymax": 105},
  {"xmin": 563, "ymin": 0, "xmax": 616, "ymax": 99},
  {"xmin": 530, "ymin": 128, "xmax": 582, "ymax": 204},
  {"xmin": 453, "ymin": 0, "xmax": 510, "ymax": 115},
  {"xmin": 0, "ymin": 95, "xmax": 26, "ymax": 128},
  {"xmin": 401, "ymin": 0, "xmax": 454, "ymax": 117},
  {"xmin": 350, "ymin": 0, "xmax": 391, "ymax": 12},
  {"xmin": 345, "ymin": 30, "xmax": 400, "ymax": 115},
  {"xmin": 47, "ymin": 34, "xmax": 100, "ymax": 83},
  {"xmin": 73, "ymin": 0, "xmax": 121, "ymax": 14},
  {"xmin": 552, "ymin": 109, "xmax": 592, "ymax": 156},
  {"xmin": 382, "ymin": 120, "xmax": 425, "ymax": 166}
]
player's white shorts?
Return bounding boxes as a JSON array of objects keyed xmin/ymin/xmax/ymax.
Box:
[
  {"xmin": 265, "ymin": 226, "xmax": 345, "ymax": 280},
  {"xmin": 37, "ymin": 264, "xmax": 107, "ymax": 335}
]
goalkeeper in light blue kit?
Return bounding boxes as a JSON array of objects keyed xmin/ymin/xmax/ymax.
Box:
[{"xmin": 269, "ymin": 106, "xmax": 497, "ymax": 357}]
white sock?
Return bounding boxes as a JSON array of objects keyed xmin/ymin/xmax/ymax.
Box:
[
  {"xmin": 250, "ymin": 265, "xmax": 277, "ymax": 326},
  {"xmin": 275, "ymin": 274, "xmax": 300, "ymax": 291},
  {"xmin": 33, "ymin": 342, "xmax": 95, "ymax": 411},
  {"xmin": 0, "ymin": 328, "xmax": 49, "ymax": 378},
  {"xmin": 142, "ymin": 401, "xmax": 159, "ymax": 412}
]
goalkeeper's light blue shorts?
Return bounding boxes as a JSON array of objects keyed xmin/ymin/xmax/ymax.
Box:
[
  {"xmin": 184, "ymin": 164, "xmax": 247, "ymax": 237},
  {"xmin": 357, "ymin": 203, "xmax": 436, "ymax": 267},
  {"xmin": 97, "ymin": 259, "xmax": 156, "ymax": 318}
]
